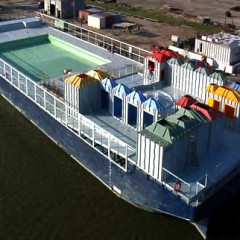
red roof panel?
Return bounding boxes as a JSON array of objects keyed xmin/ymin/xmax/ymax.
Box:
[
  {"xmin": 147, "ymin": 49, "xmax": 181, "ymax": 63},
  {"xmin": 175, "ymin": 95, "xmax": 197, "ymax": 108},
  {"xmin": 190, "ymin": 102, "xmax": 224, "ymax": 121}
]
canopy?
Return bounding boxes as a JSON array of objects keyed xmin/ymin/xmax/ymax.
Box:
[{"xmin": 65, "ymin": 74, "xmax": 99, "ymax": 89}]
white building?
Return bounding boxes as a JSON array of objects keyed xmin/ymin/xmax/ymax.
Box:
[{"xmin": 169, "ymin": 33, "xmax": 240, "ymax": 74}]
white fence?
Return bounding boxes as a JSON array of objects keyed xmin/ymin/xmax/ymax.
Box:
[
  {"xmin": 36, "ymin": 12, "xmax": 151, "ymax": 64},
  {"xmin": 0, "ymin": 58, "xmax": 136, "ymax": 172}
]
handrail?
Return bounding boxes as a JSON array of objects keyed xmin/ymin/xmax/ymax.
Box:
[
  {"xmin": 35, "ymin": 12, "xmax": 151, "ymax": 64},
  {"xmin": 36, "ymin": 12, "xmax": 150, "ymax": 54},
  {"xmin": 0, "ymin": 58, "xmax": 136, "ymax": 171},
  {"xmin": 162, "ymin": 167, "xmax": 191, "ymax": 187}
]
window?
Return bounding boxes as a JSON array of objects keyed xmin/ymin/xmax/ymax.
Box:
[
  {"xmin": 148, "ymin": 60, "xmax": 155, "ymax": 71},
  {"xmin": 224, "ymin": 104, "xmax": 236, "ymax": 119}
]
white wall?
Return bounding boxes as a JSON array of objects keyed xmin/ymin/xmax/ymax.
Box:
[
  {"xmin": 137, "ymin": 133, "xmax": 164, "ymax": 181},
  {"xmin": 88, "ymin": 15, "xmax": 106, "ymax": 29},
  {"xmin": 169, "ymin": 45, "xmax": 235, "ymax": 74}
]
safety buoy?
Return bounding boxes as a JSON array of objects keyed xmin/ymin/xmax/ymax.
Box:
[{"xmin": 173, "ymin": 180, "xmax": 181, "ymax": 192}]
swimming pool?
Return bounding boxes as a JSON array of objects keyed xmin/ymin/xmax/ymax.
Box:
[{"xmin": 0, "ymin": 34, "xmax": 110, "ymax": 82}]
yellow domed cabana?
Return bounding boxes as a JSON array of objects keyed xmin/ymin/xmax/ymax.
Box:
[
  {"xmin": 64, "ymin": 73, "xmax": 103, "ymax": 115},
  {"xmin": 85, "ymin": 69, "xmax": 110, "ymax": 81},
  {"xmin": 205, "ymin": 84, "xmax": 240, "ymax": 127},
  {"xmin": 65, "ymin": 73, "xmax": 99, "ymax": 89}
]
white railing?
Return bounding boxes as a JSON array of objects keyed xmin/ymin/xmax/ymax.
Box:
[
  {"xmin": 35, "ymin": 12, "xmax": 151, "ymax": 64},
  {"xmin": 0, "ymin": 58, "xmax": 136, "ymax": 172},
  {"xmin": 105, "ymin": 64, "xmax": 139, "ymax": 79},
  {"xmin": 162, "ymin": 167, "xmax": 208, "ymax": 203}
]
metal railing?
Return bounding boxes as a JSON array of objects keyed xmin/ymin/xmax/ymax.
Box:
[
  {"xmin": 0, "ymin": 58, "xmax": 136, "ymax": 172},
  {"xmin": 162, "ymin": 167, "xmax": 208, "ymax": 203},
  {"xmin": 35, "ymin": 12, "xmax": 151, "ymax": 64}
]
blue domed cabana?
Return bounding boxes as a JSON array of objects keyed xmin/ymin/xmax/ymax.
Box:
[
  {"xmin": 113, "ymin": 84, "xmax": 131, "ymax": 120},
  {"xmin": 141, "ymin": 97, "xmax": 164, "ymax": 129},
  {"xmin": 126, "ymin": 90, "xmax": 147, "ymax": 129},
  {"xmin": 100, "ymin": 77, "xmax": 117, "ymax": 113},
  {"xmin": 229, "ymin": 82, "xmax": 240, "ymax": 92}
]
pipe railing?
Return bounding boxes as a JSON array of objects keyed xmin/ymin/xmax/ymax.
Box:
[
  {"xmin": 162, "ymin": 167, "xmax": 208, "ymax": 202},
  {"xmin": 0, "ymin": 58, "xmax": 136, "ymax": 173},
  {"xmin": 35, "ymin": 12, "xmax": 151, "ymax": 64}
]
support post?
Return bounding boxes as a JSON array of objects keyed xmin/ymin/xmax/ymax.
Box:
[
  {"xmin": 43, "ymin": 90, "xmax": 46, "ymax": 109},
  {"xmin": 92, "ymin": 125, "xmax": 95, "ymax": 146},
  {"xmin": 125, "ymin": 146, "xmax": 128, "ymax": 172},
  {"xmin": 34, "ymin": 84, "xmax": 36, "ymax": 101},
  {"xmin": 108, "ymin": 136, "xmax": 111, "ymax": 159},
  {"xmin": 54, "ymin": 97, "xmax": 56, "ymax": 117},
  {"xmin": 17, "ymin": 72, "xmax": 20, "ymax": 89}
]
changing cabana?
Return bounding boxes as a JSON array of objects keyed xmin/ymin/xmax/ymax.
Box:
[
  {"xmin": 64, "ymin": 73, "xmax": 101, "ymax": 115},
  {"xmin": 126, "ymin": 90, "xmax": 147, "ymax": 130},
  {"xmin": 113, "ymin": 84, "xmax": 131, "ymax": 121},
  {"xmin": 100, "ymin": 77, "xmax": 117, "ymax": 112},
  {"xmin": 206, "ymin": 84, "xmax": 240, "ymax": 130},
  {"xmin": 229, "ymin": 82, "xmax": 240, "ymax": 92},
  {"xmin": 141, "ymin": 97, "xmax": 164, "ymax": 129}
]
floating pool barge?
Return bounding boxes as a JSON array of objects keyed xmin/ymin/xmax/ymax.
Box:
[{"xmin": 1, "ymin": 14, "xmax": 240, "ymax": 239}]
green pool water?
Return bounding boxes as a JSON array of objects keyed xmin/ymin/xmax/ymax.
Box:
[{"xmin": 0, "ymin": 35, "xmax": 110, "ymax": 82}]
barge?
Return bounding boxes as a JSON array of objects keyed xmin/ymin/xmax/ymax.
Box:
[{"xmin": 1, "ymin": 14, "xmax": 240, "ymax": 239}]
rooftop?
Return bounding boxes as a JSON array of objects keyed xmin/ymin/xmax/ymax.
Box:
[
  {"xmin": 141, "ymin": 107, "xmax": 207, "ymax": 146},
  {"xmin": 201, "ymin": 32, "xmax": 240, "ymax": 47}
]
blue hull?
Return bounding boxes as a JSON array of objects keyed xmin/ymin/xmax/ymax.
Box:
[{"xmin": 1, "ymin": 76, "xmax": 240, "ymax": 230}]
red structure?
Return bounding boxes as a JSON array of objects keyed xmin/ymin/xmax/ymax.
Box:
[
  {"xmin": 191, "ymin": 102, "xmax": 224, "ymax": 121},
  {"xmin": 175, "ymin": 95, "xmax": 197, "ymax": 108},
  {"xmin": 176, "ymin": 95, "xmax": 224, "ymax": 121},
  {"xmin": 149, "ymin": 48, "xmax": 181, "ymax": 63}
]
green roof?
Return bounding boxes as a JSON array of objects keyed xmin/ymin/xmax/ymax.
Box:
[
  {"xmin": 195, "ymin": 67, "xmax": 209, "ymax": 75},
  {"xmin": 140, "ymin": 107, "xmax": 208, "ymax": 147},
  {"xmin": 182, "ymin": 62, "xmax": 194, "ymax": 70},
  {"xmin": 167, "ymin": 57, "xmax": 183, "ymax": 65},
  {"xmin": 209, "ymin": 72, "xmax": 226, "ymax": 82}
]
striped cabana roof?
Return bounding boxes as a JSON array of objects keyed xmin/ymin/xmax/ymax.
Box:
[
  {"xmin": 206, "ymin": 84, "xmax": 240, "ymax": 104},
  {"xmin": 181, "ymin": 61, "xmax": 195, "ymax": 70},
  {"xmin": 113, "ymin": 84, "xmax": 131, "ymax": 98},
  {"xmin": 167, "ymin": 57, "xmax": 183, "ymax": 65},
  {"xmin": 101, "ymin": 78, "xmax": 117, "ymax": 91},
  {"xmin": 64, "ymin": 74, "xmax": 99, "ymax": 89},
  {"xmin": 127, "ymin": 90, "xmax": 147, "ymax": 105},
  {"xmin": 86, "ymin": 69, "xmax": 110, "ymax": 81},
  {"xmin": 147, "ymin": 49, "xmax": 182, "ymax": 63},
  {"xmin": 175, "ymin": 95, "xmax": 197, "ymax": 108},
  {"xmin": 143, "ymin": 97, "xmax": 164, "ymax": 113},
  {"xmin": 229, "ymin": 82, "xmax": 240, "ymax": 92},
  {"xmin": 209, "ymin": 72, "xmax": 226, "ymax": 82},
  {"xmin": 195, "ymin": 67, "xmax": 209, "ymax": 76}
]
